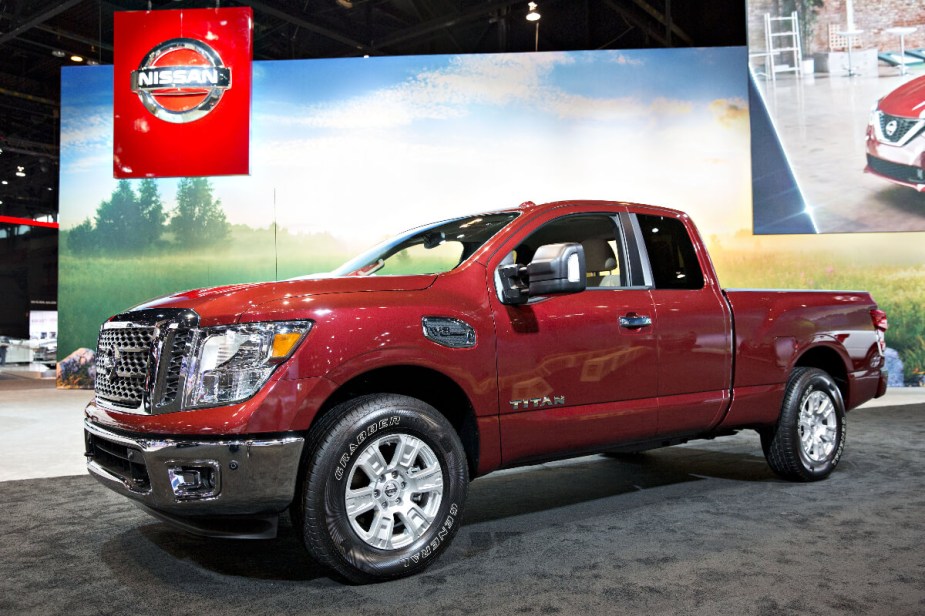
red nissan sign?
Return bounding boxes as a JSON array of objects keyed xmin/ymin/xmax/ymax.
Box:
[{"xmin": 113, "ymin": 8, "xmax": 252, "ymax": 178}]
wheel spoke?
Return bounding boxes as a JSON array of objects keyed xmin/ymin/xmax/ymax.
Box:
[
  {"xmin": 345, "ymin": 486, "xmax": 376, "ymax": 517},
  {"xmin": 801, "ymin": 429, "xmax": 813, "ymax": 448},
  {"xmin": 392, "ymin": 434, "xmax": 423, "ymax": 472},
  {"xmin": 409, "ymin": 464, "xmax": 443, "ymax": 495},
  {"xmin": 813, "ymin": 395, "xmax": 824, "ymax": 414},
  {"xmin": 396, "ymin": 504, "xmax": 433, "ymax": 540},
  {"xmin": 366, "ymin": 511, "xmax": 395, "ymax": 549},
  {"xmin": 355, "ymin": 444, "xmax": 389, "ymax": 479}
]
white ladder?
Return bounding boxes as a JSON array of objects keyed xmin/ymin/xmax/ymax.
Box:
[{"xmin": 765, "ymin": 11, "xmax": 803, "ymax": 81}]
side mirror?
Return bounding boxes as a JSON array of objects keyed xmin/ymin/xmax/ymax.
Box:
[
  {"xmin": 498, "ymin": 263, "xmax": 529, "ymax": 305},
  {"xmin": 498, "ymin": 242, "xmax": 586, "ymax": 305},
  {"xmin": 527, "ymin": 242, "xmax": 587, "ymax": 295}
]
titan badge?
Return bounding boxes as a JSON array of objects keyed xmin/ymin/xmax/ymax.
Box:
[{"xmin": 509, "ymin": 396, "xmax": 566, "ymax": 411}]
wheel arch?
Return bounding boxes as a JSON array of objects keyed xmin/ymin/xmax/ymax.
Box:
[
  {"xmin": 311, "ymin": 365, "xmax": 481, "ymax": 478},
  {"xmin": 793, "ymin": 344, "xmax": 849, "ymax": 407}
]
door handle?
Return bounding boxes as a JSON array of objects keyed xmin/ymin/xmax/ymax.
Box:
[{"xmin": 619, "ymin": 313, "xmax": 652, "ymax": 329}]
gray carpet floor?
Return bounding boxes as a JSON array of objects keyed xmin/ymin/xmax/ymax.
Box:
[{"xmin": 1, "ymin": 404, "xmax": 923, "ymax": 615}]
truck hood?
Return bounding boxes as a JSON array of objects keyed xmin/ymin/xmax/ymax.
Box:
[
  {"xmin": 878, "ymin": 75, "xmax": 925, "ymax": 118},
  {"xmin": 129, "ymin": 275, "xmax": 437, "ymax": 325}
]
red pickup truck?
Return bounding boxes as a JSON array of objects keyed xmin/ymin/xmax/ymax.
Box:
[{"xmin": 84, "ymin": 200, "xmax": 888, "ymax": 583}]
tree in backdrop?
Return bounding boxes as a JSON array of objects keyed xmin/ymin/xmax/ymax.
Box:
[
  {"xmin": 67, "ymin": 178, "xmax": 231, "ymax": 254},
  {"xmin": 69, "ymin": 179, "xmax": 167, "ymax": 254},
  {"xmin": 169, "ymin": 177, "xmax": 229, "ymax": 245},
  {"xmin": 66, "ymin": 218, "xmax": 98, "ymax": 254},
  {"xmin": 94, "ymin": 180, "xmax": 139, "ymax": 251},
  {"xmin": 137, "ymin": 178, "xmax": 167, "ymax": 246}
]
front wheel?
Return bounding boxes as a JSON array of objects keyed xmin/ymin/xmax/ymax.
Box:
[
  {"xmin": 761, "ymin": 367, "xmax": 846, "ymax": 481},
  {"xmin": 295, "ymin": 394, "xmax": 468, "ymax": 583}
]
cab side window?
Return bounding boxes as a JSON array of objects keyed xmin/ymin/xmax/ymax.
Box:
[
  {"xmin": 637, "ymin": 214, "xmax": 704, "ymax": 290},
  {"xmin": 513, "ymin": 214, "xmax": 627, "ymax": 289}
]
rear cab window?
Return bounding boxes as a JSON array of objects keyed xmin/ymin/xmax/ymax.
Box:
[{"xmin": 636, "ymin": 214, "xmax": 704, "ymax": 290}]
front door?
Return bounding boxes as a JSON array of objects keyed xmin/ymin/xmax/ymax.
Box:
[{"xmin": 488, "ymin": 209, "xmax": 659, "ymax": 466}]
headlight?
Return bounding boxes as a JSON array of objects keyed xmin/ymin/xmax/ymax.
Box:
[
  {"xmin": 183, "ymin": 320, "xmax": 312, "ymax": 409},
  {"xmin": 868, "ymin": 100, "xmax": 882, "ymax": 130}
]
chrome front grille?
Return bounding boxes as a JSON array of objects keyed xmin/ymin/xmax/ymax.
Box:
[
  {"xmin": 878, "ymin": 113, "xmax": 921, "ymax": 144},
  {"xmin": 95, "ymin": 326, "xmax": 156, "ymax": 407},
  {"xmin": 94, "ymin": 308, "xmax": 200, "ymax": 414},
  {"xmin": 157, "ymin": 328, "xmax": 195, "ymax": 409}
]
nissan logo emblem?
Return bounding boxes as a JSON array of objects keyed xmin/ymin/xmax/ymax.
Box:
[
  {"xmin": 130, "ymin": 38, "xmax": 231, "ymax": 124},
  {"xmin": 885, "ymin": 119, "xmax": 898, "ymax": 137}
]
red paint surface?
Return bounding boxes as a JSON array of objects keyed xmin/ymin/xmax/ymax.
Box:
[
  {"xmin": 724, "ymin": 289, "xmax": 881, "ymax": 404},
  {"xmin": 113, "ymin": 7, "xmax": 252, "ymax": 178},
  {"xmin": 876, "ymin": 74, "xmax": 925, "ymax": 118},
  {"xmin": 85, "ymin": 200, "xmax": 886, "ymax": 475}
]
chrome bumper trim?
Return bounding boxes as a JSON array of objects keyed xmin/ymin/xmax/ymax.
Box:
[{"xmin": 84, "ymin": 420, "xmax": 304, "ymax": 517}]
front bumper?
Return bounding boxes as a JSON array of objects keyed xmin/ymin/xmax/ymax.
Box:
[
  {"xmin": 865, "ymin": 153, "xmax": 925, "ymax": 190},
  {"xmin": 865, "ymin": 116, "xmax": 925, "ymax": 190},
  {"xmin": 84, "ymin": 420, "xmax": 304, "ymax": 537}
]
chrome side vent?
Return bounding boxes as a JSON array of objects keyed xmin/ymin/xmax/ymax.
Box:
[{"xmin": 422, "ymin": 317, "xmax": 476, "ymax": 349}]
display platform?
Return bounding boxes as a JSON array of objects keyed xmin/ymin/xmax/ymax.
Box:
[{"xmin": 1, "ymin": 401, "xmax": 923, "ymax": 614}]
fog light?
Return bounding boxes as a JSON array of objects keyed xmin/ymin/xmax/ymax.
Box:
[{"xmin": 167, "ymin": 463, "xmax": 220, "ymax": 501}]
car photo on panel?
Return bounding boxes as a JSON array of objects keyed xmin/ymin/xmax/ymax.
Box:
[
  {"xmin": 866, "ymin": 75, "xmax": 925, "ymax": 190},
  {"xmin": 748, "ymin": 0, "xmax": 925, "ymax": 234}
]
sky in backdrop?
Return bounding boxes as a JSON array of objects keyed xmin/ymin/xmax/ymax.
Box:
[{"xmin": 60, "ymin": 47, "xmax": 750, "ymax": 246}]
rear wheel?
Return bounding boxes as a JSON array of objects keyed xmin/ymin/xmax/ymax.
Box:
[
  {"xmin": 294, "ymin": 394, "xmax": 468, "ymax": 583},
  {"xmin": 761, "ymin": 367, "xmax": 846, "ymax": 481}
]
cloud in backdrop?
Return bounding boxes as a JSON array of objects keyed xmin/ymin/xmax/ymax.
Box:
[{"xmin": 61, "ymin": 48, "xmax": 750, "ymax": 247}]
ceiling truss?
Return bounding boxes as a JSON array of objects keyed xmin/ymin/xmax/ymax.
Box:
[{"xmin": 0, "ymin": 0, "xmax": 745, "ymax": 222}]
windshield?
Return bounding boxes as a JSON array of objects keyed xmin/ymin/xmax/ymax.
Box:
[{"xmin": 331, "ymin": 212, "xmax": 519, "ymax": 277}]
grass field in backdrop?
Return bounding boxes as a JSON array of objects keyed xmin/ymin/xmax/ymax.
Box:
[{"xmin": 59, "ymin": 231, "xmax": 925, "ymax": 383}]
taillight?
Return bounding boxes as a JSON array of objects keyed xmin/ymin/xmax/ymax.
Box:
[
  {"xmin": 871, "ymin": 309, "xmax": 888, "ymax": 355},
  {"xmin": 870, "ymin": 309, "xmax": 888, "ymax": 332}
]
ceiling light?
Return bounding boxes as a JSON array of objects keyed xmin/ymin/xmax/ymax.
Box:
[
  {"xmin": 70, "ymin": 55, "xmax": 84, "ymax": 63},
  {"xmin": 1, "ymin": 180, "xmax": 7, "ymax": 185},
  {"xmin": 0, "ymin": 200, "xmax": 3, "ymax": 205},
  {"xmin": 336, "ymin": 0, "xmax": 353, "ymax": 8},
  {"xmin": 526, "ymin": 2, "xmax": 541, "ymax": 21},
  {"xmin": 16, "ymin": 166, "xmax": 26, "ymax": 177},
  {"xmin": 52, "ymin": 50, "xmax": 66, "ymax": 58},
  {"xmin": 87, "ymin": 59, "xmax": 99, "ymax": 66}
]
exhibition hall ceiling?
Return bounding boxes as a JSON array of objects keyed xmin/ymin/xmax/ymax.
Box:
[{"xmin": 0, "ymin": 0, "xmax": 745, "ymax": 224}]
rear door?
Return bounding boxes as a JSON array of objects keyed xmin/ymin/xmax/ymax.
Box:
[{"xmin": 633, "ymin": 212, "xmax": 733, "ymax": 435}]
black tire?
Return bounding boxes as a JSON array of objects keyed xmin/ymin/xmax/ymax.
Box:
[
  {"xmin": 294, "ymin": 394, "xmax": 468, "ymax": 583},
  {"xmin": 761, "ymin": 367, "xmax": 846, "ymax": 482}
]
